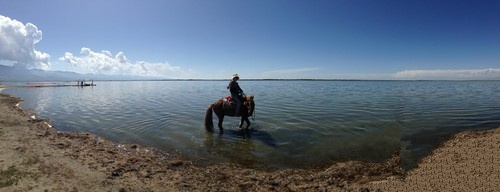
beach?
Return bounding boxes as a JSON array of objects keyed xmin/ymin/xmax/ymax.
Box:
[{"xmin": 1, "ymin": 93, "xmax": 499, "ymax": 191}]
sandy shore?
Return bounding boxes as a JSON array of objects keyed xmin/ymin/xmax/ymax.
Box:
[{"xmin": 0, "ymin": 93, "xmax": 499, "ymax": 191}]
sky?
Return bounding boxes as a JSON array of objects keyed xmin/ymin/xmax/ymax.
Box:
[{"xmin": 0, "ymin": 0, "xmax": 499, "ymax": 79}]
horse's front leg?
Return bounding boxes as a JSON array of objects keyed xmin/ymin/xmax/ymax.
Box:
[
  {"xmin": 239, "ymin": 117, "xmax": 244, "ymax": 128},
  {"xmin": 245, "ymin": 117, "xmax": 251, "ymax": 129},
  {"xmin": 240, "ymin": 117, "xmax": 251, "ymax": 130},
  {"xmin": 217, "ymin": 115, "xmax": 225, "ymax": 134}
]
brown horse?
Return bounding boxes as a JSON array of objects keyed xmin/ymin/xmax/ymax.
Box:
[{"xmin": 205, "ymin": 95, "xmax": 255, "ymax": 134}]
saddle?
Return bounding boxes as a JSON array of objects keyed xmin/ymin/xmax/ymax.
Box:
[
  {"xmin": 222, "ymin": 95, "xmax": 254, "ymax": 116},
  {"xmin": 222, "ymin": 96, "xmax": 237, "ymax": 110}
]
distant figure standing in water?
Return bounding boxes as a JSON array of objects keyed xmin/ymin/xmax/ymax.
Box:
[{"xmin": 227, "ymin": 74, "xmax": 244, "ymax": 116}]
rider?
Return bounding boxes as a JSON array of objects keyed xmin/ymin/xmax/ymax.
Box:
[{"xmin": 227, "ymin": 74, "xmax": 244, "ymax": 116}]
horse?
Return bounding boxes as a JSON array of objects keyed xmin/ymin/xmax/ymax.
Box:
[{"xmin": 204, "ymin": 95, "xmax": 255, "ymax": 134}]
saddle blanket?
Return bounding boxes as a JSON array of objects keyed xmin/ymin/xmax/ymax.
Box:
[{"xmin": 222, "ymin": 96, "xmax": 234, "ymax": 110}]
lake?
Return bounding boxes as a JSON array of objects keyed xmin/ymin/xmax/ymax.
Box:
[{"xmin": 3, "ymin": 80, "xmax": 500, "ymax": 169}]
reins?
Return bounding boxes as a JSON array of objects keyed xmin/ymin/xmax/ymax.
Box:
[{"xmin": 251, "ymin": 105, "xmax": 256, "ymax": 121}]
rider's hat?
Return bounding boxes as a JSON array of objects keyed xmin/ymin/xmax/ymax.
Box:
[{"xmin": 232, "ymin": 74, "xmax": 239, "ymax": 79}]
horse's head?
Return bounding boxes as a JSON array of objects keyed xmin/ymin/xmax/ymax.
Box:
[{"xmin": 244, "ymin": 95, "xmax": 255, "ymax": 116}]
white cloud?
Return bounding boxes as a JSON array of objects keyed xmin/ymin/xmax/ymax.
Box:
[
  {"xmin": 59, "ymin": 47, "xmax": 186, "ymax": 78},
  {"xmin": 0, "ymin": 15, "xmax": 50, "ymax": 69},
  {"xmin": 393, "ymin": 68, "xmax": 500, "ymax": 80}
]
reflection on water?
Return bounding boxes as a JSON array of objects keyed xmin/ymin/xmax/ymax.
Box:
[
  {"xmin": 3, "ymin": 80, "xmax": 500, "ymax": 169},
  {"xmin": 203, "ymin": 131, "xmax": 259, "ymax": 167}
]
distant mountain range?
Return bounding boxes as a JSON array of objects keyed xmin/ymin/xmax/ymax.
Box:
[{"xmin": 0, "ymin": 65, "xmax": 160, "ymax": 81}]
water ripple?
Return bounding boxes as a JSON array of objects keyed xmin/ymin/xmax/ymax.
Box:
[{"xmin": 4, "ymin": 80, "xmax": 500, "ymax": 169}]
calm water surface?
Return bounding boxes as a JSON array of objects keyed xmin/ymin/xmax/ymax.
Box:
[{"xmin": 3, "ymin": 80, "xmax": 500, "ymax": 169}]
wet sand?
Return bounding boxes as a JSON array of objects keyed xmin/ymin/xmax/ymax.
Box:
[
  {"xmin": 0, "ymin": 93, "xmax": 498, "ymax": 191},
  {"xmin": 364, "ymin": 127, "xmax": 500, "ymax": 191}
]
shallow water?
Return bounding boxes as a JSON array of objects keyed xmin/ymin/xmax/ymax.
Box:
[{"xmin": 3, "ymin": 80, "xmax": 500, "ymax": 169}]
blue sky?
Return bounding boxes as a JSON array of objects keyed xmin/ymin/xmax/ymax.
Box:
[{"xmin": 1, "ymin": 0, "xmax": 499, "ymax": 79}]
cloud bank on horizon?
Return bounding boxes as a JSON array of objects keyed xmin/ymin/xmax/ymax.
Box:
[
  {"xmin": 1, "ymin": 15, "xmax": 190, "ymax": 78},
  {"xmin": 392, "ymin": 68, "xmax": 500, "ymax": 80},
  {"xmin": 0, "ymin": 14, "xmax": 499, "ymax": 80},
  {"xmin": 0, "ymin": 15, "xmax": 50, "ymax": 70},
  {"xmin": 59, "ymin": 48, "xmax": 184, "ymax": 77}
]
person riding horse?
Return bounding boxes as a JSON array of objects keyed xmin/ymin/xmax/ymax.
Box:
[
  {"xmin": 205, "ymin": 74, "xmax": 254, "ymax": 133},
  {"xmin": 227, "ymin": 74, "xmax": 244, "ymax": 116}
]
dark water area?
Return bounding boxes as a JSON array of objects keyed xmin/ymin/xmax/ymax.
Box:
[{"xmin": 3, "ymin": 80, "xmax": 500, "ymax": 169}]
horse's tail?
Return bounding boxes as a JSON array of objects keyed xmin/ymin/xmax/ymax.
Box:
[{"xmin": 204, "ymin": 104, "xmax": 214, "ymax": 132}]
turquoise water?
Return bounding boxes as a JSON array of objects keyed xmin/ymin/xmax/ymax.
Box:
[{"xmin": 3, "ymin": 80, "xmax": 500, "ymax": 169}]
